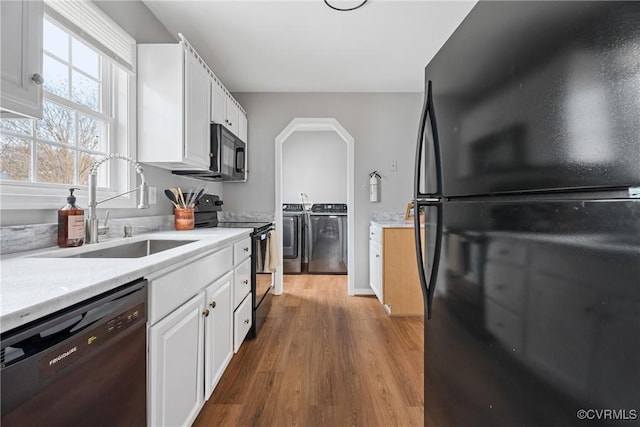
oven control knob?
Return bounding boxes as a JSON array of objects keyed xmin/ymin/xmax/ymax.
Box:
[
  {"xmin": 210, "ymin": 301, "xmax": 217, "ymax": 309},
  {"xmin": 203, "ymin": 309, "xmax": 210, "ymax": 317}
]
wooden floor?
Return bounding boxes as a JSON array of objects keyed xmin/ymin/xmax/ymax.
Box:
[{"xmin": 194, "ymin": 275, "xmax": 425, "ymax": 427}]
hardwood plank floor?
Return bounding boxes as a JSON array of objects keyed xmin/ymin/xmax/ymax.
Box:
[{"xmin": 193, "ymin": 275, "xmax": 424, "ymax": 427}]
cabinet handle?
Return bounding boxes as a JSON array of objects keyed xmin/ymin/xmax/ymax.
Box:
[
  {"xmin": 203, "ymin": 309, "xmax": 210, "ymax": 317},
  {"xmin": 31, "ymin": 73, "xmax": 45, "ymax": 85},
  {"xmin": 243, "ymin": 279, "xmax": 249, "ymax": 285},
  {"xmin": 229, "ymin": 122, "xmax": 233, "ymax": 126},
  {"xmin": 244, "ymin": 319, "xmax": 250, "ymax": 324},
  {"xmin": 375, "ymin": 254, "xmax": 380, "ymax": 258},
  {"xmin": 243, "ymin": 247, "xmax": 249, "ymax": 253},
  {"xmin": 210, "ymin": 301, "xmax": 217, "ymax": 309}
]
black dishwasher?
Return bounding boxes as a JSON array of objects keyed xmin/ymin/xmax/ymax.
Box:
[{"xmin": 1, "ymin": 278, "xmax": 147, "ymax": 427}]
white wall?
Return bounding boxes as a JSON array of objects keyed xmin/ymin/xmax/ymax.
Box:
[
  {"xmin": 283, "ymin": 131, "xmax": 347, "ymax": 204},
  {"xmin": 225, "ymin": 92, "xmax": 423, "ymax": 292}
]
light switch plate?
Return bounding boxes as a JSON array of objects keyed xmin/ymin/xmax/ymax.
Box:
[{"xmin": 390, "ymin": 160, "xmax": 398, "ymax": 172}]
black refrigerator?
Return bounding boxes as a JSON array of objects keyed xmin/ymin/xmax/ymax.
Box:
[{"xmin": 413, "ymin": 2, "xmax": 640, "ymax": 426}]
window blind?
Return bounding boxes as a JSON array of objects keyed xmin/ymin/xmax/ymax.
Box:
[{"xmin": 44, "ymin": 0, "xmax": 136, "ymax": 72}]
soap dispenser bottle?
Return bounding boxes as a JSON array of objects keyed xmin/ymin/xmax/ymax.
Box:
[{"xmin": 58, "ymin": 188, "xmax": 84, "ymax": 247}]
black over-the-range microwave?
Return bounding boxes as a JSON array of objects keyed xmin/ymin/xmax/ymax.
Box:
[{"xmin": 173, "ymin": 123, "xmax": 246, "ymax": 181}]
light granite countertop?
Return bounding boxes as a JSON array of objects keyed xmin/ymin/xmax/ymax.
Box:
[{"xmin": 0, "ymin": 228, "xmax": 252, "ymax": 333}]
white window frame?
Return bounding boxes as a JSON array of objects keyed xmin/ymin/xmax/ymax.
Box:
[{"xmin": 0, "ymin": 5, "xmax": 137, "ymax": 210}]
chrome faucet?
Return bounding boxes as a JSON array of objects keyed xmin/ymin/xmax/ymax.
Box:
[{"xmin": 86, "ymin": 154, "xmax": 149, "ymax": 244}]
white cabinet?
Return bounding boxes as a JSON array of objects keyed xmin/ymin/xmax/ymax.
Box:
[
  {"xmin": 137, "ymin": 39, "xmax": 210, "ymax": 170},
  {"xmin": 204, "ymin": 272, "xmax": 233, "ymax": 400},
  {"xmin": 210, "ymin": 77, "xmax": 248, "ymax": 143},
  {"xmin": 184, "ymin": 50, "xmax": 212, "ymax": 168},
  {"xmin": 149, "ymin": 293, "xmax": 205, "ymax": 427},
  {"xmin": 232, "ymin": 236, "xmax": 252, "ymax": 352},
  {"xmin": 234, "ymin": 258, "xmax": 251, "ymax": 308},
  {"xmin": 234, "ymin": 292, "xmax": 253, "ymax": 353},
  {"xmin": 147, "ymin": 236, "xmax": 249, "ymax": 426},
  {"xmin": 369, "ymin": 240, "xmax": 383, "ymax": 302},
  {"xmin": 0, "ymin": 0, "xmax": 43, "ymax": 118}
]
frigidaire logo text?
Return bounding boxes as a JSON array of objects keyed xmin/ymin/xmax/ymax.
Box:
[{"xmin": 49, "ymin": 346, "xmax": 77, "ymax": 366}]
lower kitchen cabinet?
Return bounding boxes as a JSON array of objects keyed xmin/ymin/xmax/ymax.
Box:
[
  {"xmin": 204, "ymin": 272, "xmax": 233, "ymax": 399},
  {"xmin": 369, "ymin": 224, "xmax": 424, "ymax": 316},
  {"xmin": 147, "ymin": 235, "xmax": 249, "ymax": 427},
  {"xmin": 149, "ymin": 293, "xmax": 205, "ymax": 427}
]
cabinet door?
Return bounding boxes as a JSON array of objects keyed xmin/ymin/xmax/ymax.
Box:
[
  {"xmin": 210, "ymin": 79, "xmax": 226, "ymax": 125},
  {"xmin": 204, "ymin": 272, "xmax": 233, "ymax": 400},
  {"xmin": 149, "ymin": 293, "xmax": 205, "ymax": 427},
  {"xmin": 1, "ymin": 0, "xmax": 43, "ymax": 118},
  {"xmin": 225, "ymin": 97, "xmax": 240, "ymax": 135},
  {"xmin": 238, "ymin": 111, "xmax": 248, "ymax": 143},
  {"xmin": 369, "ymin": 241, "xmax": 383, "ymax": 303},
  {"xmin": 183, "ymin": 51, "xmax": 211, "ymax": 168}
]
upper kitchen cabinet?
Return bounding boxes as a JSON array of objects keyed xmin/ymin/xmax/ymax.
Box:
[
  {"xmin": 0, "ymin": 0, "xmax": 44, "ymax": 119},
  {"xmin": 137, "ymin": 35, "xmax": 211, "ymax": 170},
  {"xmin": 210, "ymin": 76, "xmax": 247, "ymax": 143}
]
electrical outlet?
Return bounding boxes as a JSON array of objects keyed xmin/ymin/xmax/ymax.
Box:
[
  {"xmin": 391, "ymin": 160, "xmax": 398, "ymax": 172},
  {"xmin": 149, "ymin": 186, "xmax": 157, "ymax": 205}
]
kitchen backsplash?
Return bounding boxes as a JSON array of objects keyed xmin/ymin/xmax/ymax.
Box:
[
  {"xmin": 0, "ymin": 215, "xmax": 174, "ymax": 255},
  {"xmin": 218, "ymin": 211, "xmax": 275, "ymax": 222}
]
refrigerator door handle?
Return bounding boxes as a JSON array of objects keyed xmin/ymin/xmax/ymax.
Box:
[
  {"xmin": 413, "ymin": 80, "xmax": 443, "ymax": 199},
  {"xmin": 413, "ymin": 200, "xmax": 443, "ymax": 319}
]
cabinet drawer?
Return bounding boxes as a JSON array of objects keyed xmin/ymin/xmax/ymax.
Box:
[
  {"xmin": 484, "ymin": 261, "xmax": 527, "ymax": 313},
  {"xmin": 234, "ymin": 237, "xmax": 252, "ymax": 264},
  {"xmin": 149, "ymin": 246, "xmax": 233, "ymax": 325},
  {"xmin": 234, "ymin": 292, "xmax": 252, "ymax": 353},
  {"xmin": 487, "ymin": 238, "xmax": 528, "ymax": 265},
  {"xmin": 369, "ymin": 225, "xmax": 382, "ymax": 245},
  {"xmin": 234, "ymin": 258, "xmax": 251, "ymax": 308}
]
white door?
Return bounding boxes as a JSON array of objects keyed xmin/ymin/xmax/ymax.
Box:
[
  {"xmin": 149, "ymin": 293, "xmax": 205, "ymax": 427},
  {"xmin": 369, "ymin": 241, "xmax": 383, "ymax": 303},
  {"xmin": 183, "ymin": 50, "xmax": 211, "ymax": 168},
  {"xmin": 204, "ymin": 272, "xmax": 233, "ymax": 399},
  {"xmin": 210, "ymin": 79, "xmax": 226, "ymax": 125},
  {"xmin": 225, "ymin": 97, "xmax": 240, "ymax": 135}
]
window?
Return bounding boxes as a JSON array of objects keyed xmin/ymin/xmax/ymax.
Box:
[{"xmin": 0, "ymin": 3, "xmax": 136, "ymax": 210}]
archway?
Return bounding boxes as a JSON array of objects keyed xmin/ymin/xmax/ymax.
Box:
[{"xmin": 274, "ymin": 118, "xmax": 355, "ymax": 295}]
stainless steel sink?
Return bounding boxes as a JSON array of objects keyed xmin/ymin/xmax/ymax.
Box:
[{"xmin": 46, "ymin": 239, "xmax": 196, "ymax": 258}]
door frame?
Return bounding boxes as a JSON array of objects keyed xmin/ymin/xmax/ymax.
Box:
[{"xmin": 274, "ymin": 117, "xmax": 355, "ymax": 295}]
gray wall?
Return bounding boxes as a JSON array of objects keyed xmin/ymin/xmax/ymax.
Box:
[
  {"xmin": 224, "ymin": 92, "xmax": 423, "ymax": 290},
  {"xmin": 283, "ymin": 131, "xmax": 347, "ymax": 204},
  {"xmin": 0, "ymin": 1, "xmax": 222, "ymax": 226}
]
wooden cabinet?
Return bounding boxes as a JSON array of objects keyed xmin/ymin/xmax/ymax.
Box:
[
  {"xmin": 138, "ymin": 37, "xmax": 212, "ymax": 170},
  {"xmin": 369, "ymin": 224, "xmax": 424, "ymax": 316},
  {"xmin": 149, "ymin": 293, "xmax": 205, "ymax": 427},
  {"xmin": 204, "ymin": 272, "xmax": 233, "ymax": 400},
  {"xmin": 0, "ymin": 0, "xmax": 43, "ymax": 118}
]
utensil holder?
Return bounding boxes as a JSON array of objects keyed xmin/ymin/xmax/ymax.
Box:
[{"xmin": 174, "ymin": 207, "xmax": 195, "ymax": 230}]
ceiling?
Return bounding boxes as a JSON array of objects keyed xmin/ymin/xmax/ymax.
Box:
[{"xmin": 143, "ymin": 0, "xmax": 477, "ymax": 93}]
